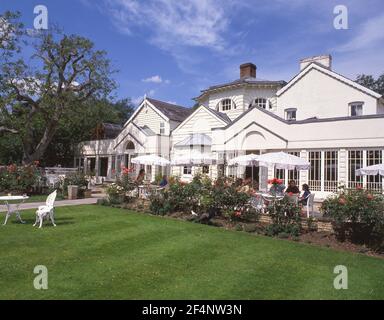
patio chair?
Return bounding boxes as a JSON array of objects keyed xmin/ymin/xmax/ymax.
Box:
[
  {"xmin": 33, "ymin": 190, "xmax": 57, "ymax": 229},
  {"xmin": 303, "ymin": 193, "xmax": 316, "ymax": 218}
]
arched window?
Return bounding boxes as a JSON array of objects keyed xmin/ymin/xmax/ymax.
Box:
[
  {"xmin": 126, "ymin": 141, "xmax": 135, "ymax": 150},
  {"xmin": 217, "ymin": 98, "xmax": 236, "ymax": 112},
  {"xmin": 249, "ymin": 98, "xmax": 267, "ymax": 109}
]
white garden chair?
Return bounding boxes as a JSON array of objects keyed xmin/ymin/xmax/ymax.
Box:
[
  {"xmin": 33, "ymin": 190, "xmax": 57, "ymax": 228},
  {"xmin": 303, "ymin": 193, "xmax": 316, "ymax": 218}
]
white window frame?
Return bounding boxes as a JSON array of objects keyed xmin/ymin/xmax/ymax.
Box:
[
  {"xmin": 285, "ymin": 108, "xmax": 297, "ymax": 121},
  {"xmin": 183, "ymin": 166, "xmax": 192, "ymax": 175},
  {"xmin": 218, "ymin": 98, "xmax": 236, "ymax": 111},
  {"xmin": 160, "ymin": 122, "xmax": 165, "ymax": 135},
  {"xmin": 349, "ymin": 102, "xmax": 364, "ymax": 117}
]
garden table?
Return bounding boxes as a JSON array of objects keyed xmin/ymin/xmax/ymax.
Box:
[{"xmin": 0, "ymin": 195, "xmax": 29, "ymax": 225}]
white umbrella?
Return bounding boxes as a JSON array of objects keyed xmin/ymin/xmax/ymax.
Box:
[
  {"xmin": 131, "ymin": 154, "xmax": 170, "ymax": 167},
  {"xmin": 356, "ymin": 163, "xmax": 384, "ymax": 176},
  {"xmin": 257, "ymin": 151, "xmax": 310, "ymax": 170},
  {"xmin": 228, "ymin": 153, "xmax": 259, "ymax": 166},
  {"xmin": 171, "ymin": 153, "xmax": 216, "ymax": 166}
]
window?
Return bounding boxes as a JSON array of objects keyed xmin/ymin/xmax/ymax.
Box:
[
  {"xmin": 309, "ymin": 151, "xmax": 321, "ymax": 191},
  {"xmin": 183, "ymin": 166, "xmax": 192, "ymax": 175},
  {"xmin": 324, "ymin": 151, "xmax": 338, "ymax": 192},
  {"xmin": 350, "ymin": 102, "xmax": 363, "ymax": 116},
  {"xmin": 126, "ymin": 141, "xmax": 135, "ymax": 150},
  {"xmin": 287, "ymin": 151, "xmax": 300, "ymax": 186},
  {"xmin": 249, "ymin": 98, "xmax": 267, "ymax": 109},
  {"xmin": 367, "ymin": 150, "xmax": 382, "ymax": 191},
  {"xmin": 111, "ymin": 155, "xmax": 116, "ymax": 176},
  {"xmin": 160, "ymin": 122, "xmax": 165, "ymax": 135},
  {"xmin": 285, "ymin": 108, "xmax": 297, "ymax": 121},
  {"xmin": 348, "ymin": 150, "xmax": 363, "ymax": 189},
  {"xmin": 202, "ymin": 165, "xmax": 209, "ymax": 174},
  {"xmin": 218, "ymin": 98, "xmax": 236, "ymax": 111}
]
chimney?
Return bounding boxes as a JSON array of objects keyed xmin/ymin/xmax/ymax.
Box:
[
  {"xmin": 299, "ymin": 54, "xmax": 332, "ymax": 70},
  {"xmin": 240, "ymin": 62, "xmax": 256, "ymax": 79}
]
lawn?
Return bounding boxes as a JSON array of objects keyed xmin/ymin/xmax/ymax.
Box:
[{"xmin": 0, "ymin": 205, "xmax": 383, "ymax": 300}]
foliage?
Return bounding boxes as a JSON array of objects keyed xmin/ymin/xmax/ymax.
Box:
[
  {"xmin": 321, "ymin": 187, "xmax": 384, "ymax": 251},
  {"xmin": 264, "ymin": 198, "xmax": 302, "ymax": 237},
  {"xmin": 105, "ymin": 171, "xmax": 135, "ymax": 204},
  {"xmin": 356, "ymin": 73, "xmax": 384, "ymax": 95},
  {"xmin": 0, "ymin": 12, "xmax": 117, "ymax": 164},
  {"xmin": 62, "ymin": 171, "xmax": 89, "ymax": 197},
  {"xmin": 0, "ymin": 162, "xmax": 43, "ymax": 193}
]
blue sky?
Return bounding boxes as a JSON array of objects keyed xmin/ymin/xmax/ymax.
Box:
[{"xmin": 1, "ymin": 0, "xmax": 384, "ymax": 107}]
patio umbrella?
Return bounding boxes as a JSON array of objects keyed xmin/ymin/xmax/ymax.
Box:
[
  {"xmin": 257, "ymin": 151, "xmax": 310, "ymax": 170},
  {"xmin": 356, "ymin": 163, "xmax": 384, "ymax": 176},
  {"xmin": 131, "ymin": 154, "xmax": 170, "ymax": 167},
  {"xmin": 228, "ymin": 153, "xmax": 260, "ymax": 182},
  {"xmin": 171, "ymin": 153, "xmax": 217, "ymax": 166}
]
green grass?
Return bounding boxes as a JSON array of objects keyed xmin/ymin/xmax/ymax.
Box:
[{"xmin": 0, "ymin": 205, "xmax": 383, "ymax": 300}]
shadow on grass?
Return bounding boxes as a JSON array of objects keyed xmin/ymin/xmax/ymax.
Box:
[{"xmin": 8, "ymin": 217, "xmax": 76, "ymax": 226}]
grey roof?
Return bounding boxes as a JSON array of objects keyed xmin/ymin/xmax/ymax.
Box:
[
  {"xmin": 140, "ymin": 125, "xmax": 156, "ymax": 136},
  {"xmin": 147, "ymin": 98, "xmax": 193, "ymax": 122},
  {"xmin": 195, "ymin": 77, "xmax": 286, "ymax": 100},
  {"xmin": 203, "ymin": 106, "xmax": 232, "ymax": 124},
  {"xmin": 101, "ymin": 123, "xmax": 122, "ymax": 139},
  {"xmin": 175, "ymin": 133, "xmax": 212, "ymax": 147}
]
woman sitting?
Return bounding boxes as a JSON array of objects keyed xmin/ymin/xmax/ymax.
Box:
[
  {"xmin": 285, "ymin": 180, "xmax": 300, "ymax": 194},
  {"xmin": 135, "ymin": 169, "xmax": 145, "ymax": 185},
  {"xmin": 159, "ymin": 175, "xmax": 168, "ymax": 188},
  {"xmin": 299, "ymin": 184, "xmax": 311, "ymax": 205}
]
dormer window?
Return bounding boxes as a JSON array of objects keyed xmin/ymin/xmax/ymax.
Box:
[
  {"xmin": 285, "ymin": 108, "xmax": 297, "ymax": 121},
  {"xmin": 349, "ymin": 102, "xmax": 363, "ymax": 117},
  {"xmin": 249, "ymin": 98, "xmax": 267, "ymax": 109},
  {"xmin": 218, "ymin": 98, "xmax": 236, "ymax": 111}
]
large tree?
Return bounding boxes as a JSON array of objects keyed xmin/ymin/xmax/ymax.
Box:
[
  {"xmin": 0, "ymin": 13, "xmax": 116, "ymax": 164},
  {"xmin": 356, "ymin": 73, "xmax": 384, "ymax": 95}
]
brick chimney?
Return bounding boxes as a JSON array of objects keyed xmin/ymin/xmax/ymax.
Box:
[{"xmin": 240, "ymin": 62, "xmax": 256, "ymax": 79}]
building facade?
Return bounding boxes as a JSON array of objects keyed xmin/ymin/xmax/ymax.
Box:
[{"xmin": 78, "ymin": 55, "xmax": 384, "ymax": 198}]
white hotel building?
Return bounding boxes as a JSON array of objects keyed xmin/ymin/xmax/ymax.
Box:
[{"xmin": 78, "ymin": 55, "xmax": 384, "ymax": 198}]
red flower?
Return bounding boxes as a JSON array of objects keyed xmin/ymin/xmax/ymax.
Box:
[
  {"xmin": 367, "ymin": 194, "xmax": 374, "ymax": 200},
  {"xmin": 356, "ymin": 185, "xmax": 363, "ymax": 190},
  {"xmin": 234, "ymin": 211, "xmax": 242, "ymax": 217},
  {"xmin": 33, "ymin": 160, "xmax": 40, "ymax": 166},
  {"xmin": 288, "ymin": 192, "xmax": 293, "ymax": 196},
  {"xmin": 338, "ymin": 197, "xmax": 346, "ymax": 205},
  {"xmin": 268, "ymin": 178, "xmax": 283, "ymax": 185}
]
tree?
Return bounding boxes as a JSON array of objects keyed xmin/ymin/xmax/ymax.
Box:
[
  {"xmin": 356, "ymin": 73, "xmax": 384, "ymax": 95},
  {"xmin": 0, "ymin": 11, "xmax": 23, "ymax": 58},
  {"xmin": 0, "ymin": 15, "xmax": 116, "ymax": 164}
]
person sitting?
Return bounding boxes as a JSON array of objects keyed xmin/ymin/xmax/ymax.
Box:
[
  {"xmin": 299, "ymin": 184, "xmax": 311, "ymax": 205},
  {"xmin": 285, "ymin": 180, "xmax": 300, "ymax": 194},
  {"xmin": 159, "ymin": 175, "xmax": 168, "ymax": 188},
  {"xmin": 239, "ymin": 178, "xmax": 253, "ymax": 194},
  {"xmin": 135, "ymin": 169, "xmax": 145, "ymax": 185}
]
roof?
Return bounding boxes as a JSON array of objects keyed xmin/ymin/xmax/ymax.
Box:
[
  {"xmin": 147, "ymin": 98, "xmax": 193, "ymax": 122},
  {"xmin": 203, "ymin": 106, "xmax": 232, "ymax": 124},
  {"xmin": 101, "ymin": 123, "xmax": 122, "ymax": 139},
  {"xmin": 277, "ymin": 62, "xmax": 382, "ymax": 98},
  {"xmin": 195, "ymin": 77, "xmax": 286, "ymax": 101},
  {"xmin": 175, "ymin": 133, "xmax": 212, "ymax": 147}
]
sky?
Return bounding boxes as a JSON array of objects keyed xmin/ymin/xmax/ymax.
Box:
[{"xmin": 1, "ymin": 0, "xmax": 384, "ymax": 107}]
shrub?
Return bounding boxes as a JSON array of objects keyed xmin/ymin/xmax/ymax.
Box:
[
  {"xmin": 62, "ymin": 172, "xmax": 89, "ymax": 197},
  {"xmin": 0, "ymin": 163, "xmax": 42, "ymax": 193},
  {"xmin": 106, "ymin": 183, "xmax": 125, "ymax": 204},
  {"xmin": 243, "ymin": 223, "xmax": 258, "ymax": 233},
  {"xmin": 265, "ymin": 198, "xmax": 302, "ymax": 237},
  {"xmin": 321, "ymin": 187, "xmax": 384, "ymax": 251}
]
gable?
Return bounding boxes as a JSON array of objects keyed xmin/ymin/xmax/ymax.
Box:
[{"xmin": 172, "ymin": 106, "xmax": 228, "ymax": 137}]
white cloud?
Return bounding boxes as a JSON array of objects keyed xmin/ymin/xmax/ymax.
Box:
[
  {"xmin": 142, "ymin": 75, "xmax": 162, "ymax": 83},
  {"xmin": 105, "ymin": 0, "xmax": 229, "ymax": 51},
  {"xmin": 142, "ymin": 75, "xmax": 170, "ymax": 84},
  {"xmin": 335, "ymin": 13, "xmax": 384, "ymax": 53}
]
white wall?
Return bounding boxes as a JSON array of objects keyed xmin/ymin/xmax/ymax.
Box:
[{"xmin": 277, "ymin": 68, "xmax": 379, "ymax": 120}]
